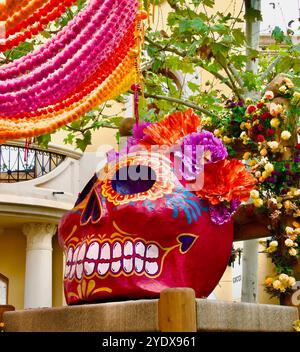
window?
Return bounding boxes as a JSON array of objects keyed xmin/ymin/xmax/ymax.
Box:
[{"xmin": 0, "ymin": 273, "xmax": 8, "ymax": 305}]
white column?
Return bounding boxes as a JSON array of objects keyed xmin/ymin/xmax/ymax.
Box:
[
  {"xmin": 22, "ymin": 223, "xmax": 57, "ymax": 309},
  {"xmin": 241, "ymin": 239, "xmax": 259, "ymax": 302}
]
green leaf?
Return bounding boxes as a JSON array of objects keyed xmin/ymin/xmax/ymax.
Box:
[
  {"xmin": 75, "ymin": 131, "xmax": 92, "ymax": 152},
  {"xmin": 271, "ymin": 26, "xmax": 285, "ymax": 43},
  {"xmin": 179, "ymin": 18, "xmax": 208, "ymax": 34},
  {"xmin": 36, "ymin": 134, "xmax": 52, "ymax": 149},
  {"xmin": 108, "ymin": 116, "xmax": 125, "ymax": 127},
  {"xmin": 232, "ymin": 28, "xmax": 246, "ymax": 46},
  {"xmin": 244, "ymin": 7, "xmax": 263, "ymax": 22},
  {"xmin": 187, "ymin": 81, "xmax": 199, "ymax": 92}
]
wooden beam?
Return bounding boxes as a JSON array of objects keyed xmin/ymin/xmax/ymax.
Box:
[{"xmin": 233, "ymin": 203, "xmax": 271, "ymax": 241}]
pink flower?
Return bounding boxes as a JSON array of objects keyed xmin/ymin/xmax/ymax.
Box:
[
  {"xmin": 263, "ymin": 91, "xmax": 274, "ymax": 100},
  {"xmin": 269, "ymin": 103, "xmax": 283, "ymax": 117},
  {"xmin": 247, "ymin": 105, "xmax": 256, "ymax": 114}
]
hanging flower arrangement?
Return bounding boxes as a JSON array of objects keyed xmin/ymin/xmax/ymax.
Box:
[{"xmin": 201, "ymin": 74, "xmax": 300, "ymax": 301}]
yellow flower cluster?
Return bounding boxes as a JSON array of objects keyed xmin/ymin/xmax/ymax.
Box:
[
  {"xmin": 250, "ymin": 189, "xmax": 264, "ymax": 207},
  {"xmin": 278, "ymin": 77, "xmax": 294, "ymax": 95},
  {"xmin": 291, "ymin": 91, "xmax": 300, "ymax": 107},
  {"xmin": 293, "ymin": 320, "xmax": 300, "ymax": 332},
  {"xmin": 265, "ymin": 274, "xmax": 296, "ymax": 293},
  {"xmin": 240, "ymin": 131, "xmax": 250, "ymax": 144},
  {"xmin": 266, "ymin": 240, "xmax": 278, "ymax": 253},
  {"xmin": 222, "ymin": 136, "xmax": 233, "ymax": 144},
  {"xmin": 257, "ymin": 161, "xmax": 274, "ymax": 183},
  {"xmin": 285, "ymin": 223, "xmax": 300, "ymax": 257}
]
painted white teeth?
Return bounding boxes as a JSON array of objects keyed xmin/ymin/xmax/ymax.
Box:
[
  {"xmin": 135, "ymin": 258, "xmax": 144, "ymax": 273},
  {"xmin": 124, "ymin": 241, "xmax": 133, "ymax": 256},
  {"xmin": 113, "ymin": 242, "xmax": 122, "ymax": 258},
  {"xmin": 97, "ymin": 263, "xmax": 110, "ymax": 276},
  {"xmin": 66, "ymin": 247, "xmax": 73, "ymax": 263},
  {"xmin": 78, "ymin": 243, "xmax": 86, "ymax": 261},
  {"xmin": 76, "ymin": 263, "xmax": 83, "ymax": 279},
  {"xmin": 145, "ymin": 261, "xmax": 159, "ymax": 275},
  {"xmin": 86, "ymin": 242, "xmax": 99, "ymax": 259},
  {"xmin": 123, "ymin": 258, "xmax": 133, "ymax": 273},
  {"xmin": 69, "ymin": 264, "xmax": 76, "ymax": 278},
  {"xmin": 100, "ymin": 242, "xmax": 110, "ymax": 260},
  {"xmin": 66, "ymin": 239, "xmax": 160, "ymax": 279},
  {"xmin": 64, "ymin": 265, "xmax": 71, "ymax": 278},
  {"xmin": 84, "ymin": 262, "xmax": 95, "ymax": 276},
  {"xmin": 146, "ymin": 244, "xmax": 159, "ymax": 259},
  {"xmin": 73, "ymin": 246, "xmax": 80, "ymax": 262},
  {"xmin": 111, "ymin": 260, "xmax": 121, "ymax": 273},
  {"xmin": 135, "ymin": 241, "xmax": 145, "ymax": 257}
]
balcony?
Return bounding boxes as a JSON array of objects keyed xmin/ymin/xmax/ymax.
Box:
[
  {"xmin": 0, "ymin": 141, "xmax": 83, "ymax": 226},
  {"xmin": 0, "ymin": 143, "xmax": 65, "ymax": 183}
]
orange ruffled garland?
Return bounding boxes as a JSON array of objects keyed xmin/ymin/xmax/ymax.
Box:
[{"xmin": 0, "ymin": 0, "xmax": 28, "ymax": 20}]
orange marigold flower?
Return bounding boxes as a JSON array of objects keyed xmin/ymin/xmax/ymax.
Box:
[{"xmin": 195, "ymin": 159, "xmax": 257, "ymax": 205}]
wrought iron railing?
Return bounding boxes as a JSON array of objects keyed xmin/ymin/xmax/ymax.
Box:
[{"xmin": 0, "ymin": 144, "xmax": 65, "ymax": 183}]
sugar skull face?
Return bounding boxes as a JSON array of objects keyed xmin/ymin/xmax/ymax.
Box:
[{"xmin": 58, "ymin": 152, "xmax": 233, "ymax": 305}]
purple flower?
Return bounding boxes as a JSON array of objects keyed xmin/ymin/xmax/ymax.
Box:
[
  {"xmin": 123, "ymin": 121, "xmax": 152, "ymax": 151},
  {"xmin": 133, "ymin": 121, "xmax": 152, "ymax": 141},
  {"xmin": 230, "ymin": 199, "xmax": 241, "ymax": 212},
  {"xmin": 266, "ymin": 177, "xmax": 276, "ymax": 184},
  {"xmin": 182, "ymin": 130, "xmax": 228, "ymax": 163},
  {"xmin": 209, "ymin": 199, "xmax": 241, "ymax": 225},
  {"xmin": 174, "ymin": 130, "xmax": 228, "ymax": 181}
]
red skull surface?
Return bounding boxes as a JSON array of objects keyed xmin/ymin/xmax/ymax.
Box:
[{"xmin": 58, "ymin": 151, "xmax": 233, "ymax": 305}]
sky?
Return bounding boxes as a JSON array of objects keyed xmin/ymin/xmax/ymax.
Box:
[{"xmin": 260, "ymin": 0, "xmax": 300, "ymax": 34}]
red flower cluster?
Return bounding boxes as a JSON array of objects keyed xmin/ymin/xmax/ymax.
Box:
[{"xmin": 245, "ymin": 101, "xmax": 275, "ymax": 142}]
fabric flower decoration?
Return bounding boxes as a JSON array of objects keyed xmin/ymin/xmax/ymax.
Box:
[
  {"xmin": 141, "ymin": 108, "xmax": 201, "ymax": 146},
  {"xmin": 195, "ymin": 159, "xmax": 257, "ymax": 205},
  {"xmin": 209, "ymin": 199, "xmax": 241, "ymax": 225},
  {"xmin": 173, "ymin": 130, "xmax": 228, "ymax": 180}
]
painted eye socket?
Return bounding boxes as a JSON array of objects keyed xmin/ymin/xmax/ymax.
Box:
[
  {"xmin": 111, "ymin": 165, "xmax": 156, "ymax": 195},
  {"xmin": 75, "ymin": 173, "xmax": 98, "ymax": 206}
]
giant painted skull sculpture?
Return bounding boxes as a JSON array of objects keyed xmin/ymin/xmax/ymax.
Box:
[{"xmin": 59, "ymin": 109, "xmax": 255, "ymax": 305}]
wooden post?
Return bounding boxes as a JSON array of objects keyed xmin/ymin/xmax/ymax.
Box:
[{"xmin": 158, "ymin": 288, "xmax": 197, "ymax": 332}]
